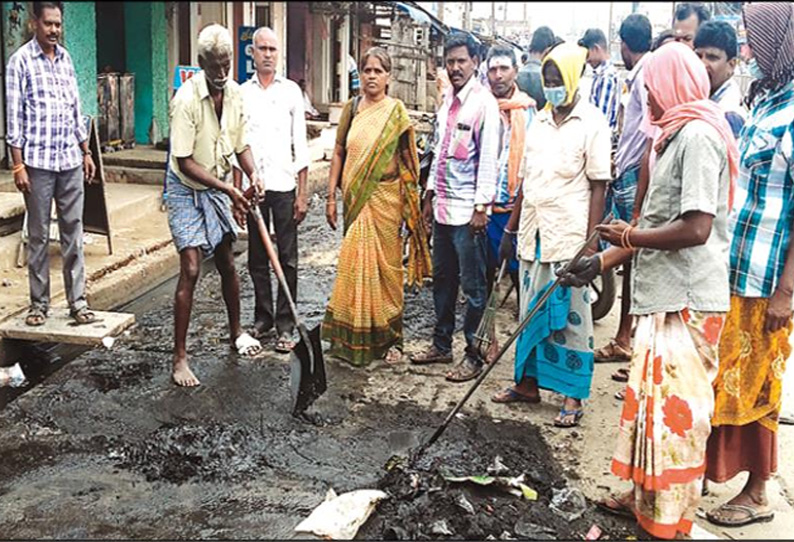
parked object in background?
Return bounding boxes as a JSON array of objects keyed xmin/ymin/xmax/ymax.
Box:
[
  {"xmin": 119, "ymin": 74, "xmax": 135, "ymax": 148},
  {"xmin": 97, "ymin": 73, "xmax": 121, "ymax": 151}
]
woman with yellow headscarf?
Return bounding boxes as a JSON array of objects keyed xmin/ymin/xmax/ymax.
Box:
[{"xmin": 493, "ymin": 43, "xmax": 611, "ymax": 428}]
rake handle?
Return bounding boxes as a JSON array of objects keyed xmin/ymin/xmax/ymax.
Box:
[{"xmin": 423, "ymin": 218, "xmax": 610, "ymax": 450}]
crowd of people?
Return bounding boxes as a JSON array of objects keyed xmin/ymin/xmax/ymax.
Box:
[{"xmin": 6, "ymin": 1, "xmax": 794, "ymax": 540}]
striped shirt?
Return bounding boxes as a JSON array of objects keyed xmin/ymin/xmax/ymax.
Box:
[
  {"xmin": 589, "ymin": 60, "xmax": 620, "ymax": 132},
  {"xmin": 711, "ymin": 78, "xmax": 748, "ymax": 140},
  {"xmin": 427, "ymin": 76, "xmax": 500, "ymax": 226},
  {"xmin": 5, "ymin": 39, "xmax": 87, "ymax": 172},
  {"xmin": 729, "ymin": 80, "xmax": 794, "ymax": 298}
]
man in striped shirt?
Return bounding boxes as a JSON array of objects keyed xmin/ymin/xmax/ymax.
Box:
[
  {"xmin": 410, "ymin": 33, "xmax": 500, "ymax": 382},
  {"xmin": 5, "ymin": 1, "xmax": 97, "ymax": 327},
  {"xmin": 579, "ymin": 28, "xmax": 620, "ymax": 133}
]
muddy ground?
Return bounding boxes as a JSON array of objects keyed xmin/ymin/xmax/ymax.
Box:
[{"xmin": 0, "ymin": 196, "xmax": 637, "ymax": 539}]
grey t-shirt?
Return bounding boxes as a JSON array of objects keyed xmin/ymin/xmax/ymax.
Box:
[{"xmin": 630, "ymin": 120, "xmax": 731, "ymax": 315}]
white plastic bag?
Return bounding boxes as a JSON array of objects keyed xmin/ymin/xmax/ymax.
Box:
[
  {"xmin": 294, "ymin": 488, "xmax": 388, "ymax": 540},
  {"xmin": 0, "ymin": 363, "xmax": 26, "ymax": 388}
]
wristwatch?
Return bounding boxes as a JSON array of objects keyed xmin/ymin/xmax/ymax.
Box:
[{"xmin": 474, "ymin": 204, "xmax": 487, "ymax": 213}]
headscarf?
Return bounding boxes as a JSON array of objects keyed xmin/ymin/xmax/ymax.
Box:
[
  {"xmin": 643, "ymin": 42, "xmax": 739, "ymax": 206},
  {"xmin": 540, "ymin": 43, "xmax": 588, "ymax": 110},
  {"xmin": 743, "ymin": 2, "xmax": 794, "ymax": 107},
  {"xmin": 497, "ymin": 85, "xmax": 535, "ymax": 198}
]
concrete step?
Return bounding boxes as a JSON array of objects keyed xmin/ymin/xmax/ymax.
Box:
[
  {"xmin": 101, "ymin": 145, "xmax": 167, "ymax": 169},
  {"xmin": 104, "ymin": 165, "xmax": 165, "ymax": 186},
  {"xmin": 0, "ymin": 184, "xmax": 164, "ymax": 271}
]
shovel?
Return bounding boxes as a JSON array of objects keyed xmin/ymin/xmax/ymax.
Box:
[
  {"xmin": 247, "ymin": 195, "xmax": 327, "ymax": 416},
  {"xmin": 414, "ymin": 215, "xmax": 612, "ymax": 459}
]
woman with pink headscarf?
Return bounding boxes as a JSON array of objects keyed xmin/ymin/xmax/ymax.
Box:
[{"xmin": 559, "ymin": 41, "xmax": 739, "ymax": 539}]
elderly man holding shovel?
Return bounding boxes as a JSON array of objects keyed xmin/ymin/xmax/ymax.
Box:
[{"xmin": 166, "ymin": 24, "xmax": 263, "ymax": 387}]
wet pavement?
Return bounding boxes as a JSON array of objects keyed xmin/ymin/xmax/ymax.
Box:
[{"xmin": 0, "ymin": 196, "xmax": 634, "ymax": 539}]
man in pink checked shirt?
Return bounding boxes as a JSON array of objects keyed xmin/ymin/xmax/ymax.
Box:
[{"xmin": 410, "ymin": 33, "xmax": 500, "ymax": 383}]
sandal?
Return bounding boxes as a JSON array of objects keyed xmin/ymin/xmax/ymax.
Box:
[
  {"xmin": 598, "ymin": 494, "xmax": 636, "ymax": 520},
  {"xmin": 410, "ymin": 346, "xmax": 453, "ymax": 365},
  {"xmin": 234, "ymin": 332, "xmax": 263, "ymax": 357},
  {"xmin": 594, "ymin": 339, "xmax": 632, "ymax": 363},
  {"xmin": 706, "ymin": 503, "xmax": 775, "ymax": 527},
  {"xmin": 25, "ymin": 307, "xmax": 47, "ymax": 327},
  {"xmin": 384, "ymin": 347, "xmax": 403, "ymax": 365},
  {"xmin": 275, "ymin": 333, "xmax": 296, "ymax": 354},
  {"xmin": 611, "ymin": 367, "xmax": 630, "ymax": 383},
  {"xmin": 615, "ymin": 389, "xmax": 626, "ymax": 401},
  {"xmin": 491, "ymin": 387, "xmax": 540, "ymax": 404},
  {"xmin": 553, "ymin": 407, "xmax": 584, "ymax": 428},
  {"xmin": 445, "ymin": 357, "xmax": 483, "ymax": 382},
  {"xmin": 70, "ymin": 307, "xmax": 96, "ymax": 325}
]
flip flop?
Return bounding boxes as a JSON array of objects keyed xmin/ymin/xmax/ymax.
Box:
[
  {"xmin": 25, "ymin": 307, "xmax": 46, "ymax": 327},
  {"xmin": 611, "ymin": 367, "xmax": 630, "ymax": 383},
  {"xmin": 491, "ymin": 387, "xmax": 541, "ymax": 404},
  {"xmin": 275, "ymin": 333, "xmax": 295, "ymax": 354},
  {"xmin": 70, "ymin": 307, "xmax": 97, "ymax": 326},
  {"xmin": 706, "ymin": 503, "xmax": 775, "ymax": 527},
  {"xmin": 554, "ymin": 408, "xmax": 584, "ymax": 428},
  {"xmin": 234, "ymin": 332, "xmax": 262, "ymax": 357}
]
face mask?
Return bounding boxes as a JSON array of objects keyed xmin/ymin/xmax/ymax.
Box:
[
  {"xmin": 747, "ymin": 58, "xmax": 764, "ymax": 80},
  {"xmin": 543, "ymin": 86, "xmax": 567, "ymax": 108}
]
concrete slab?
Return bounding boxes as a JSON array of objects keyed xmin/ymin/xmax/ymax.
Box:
[
  {"xmin": 0, "ymin": 192, "xmax": 24, "ymax": 220},
  {"xmin": 101, "ymin": 146, "xmax": 167, "ymax": 170},
  {"xmin": 0, "ymin": 308, "xmax": 134, "ymax": 346}
]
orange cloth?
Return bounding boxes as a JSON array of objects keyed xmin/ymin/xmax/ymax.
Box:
[
  {"xmin": 712, "ymin": 296, "xmax": 792, "ymax": 432},
  {"xmin": 497, "ymin": 85, "xmax": 535, "ymax": 199},
  {"xmin": 644, "ymin": 42, "xmax": 739, "ymax": 207}
]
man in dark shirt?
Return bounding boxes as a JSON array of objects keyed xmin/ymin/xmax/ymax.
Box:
[{"xmin": 516, "ymin": 26, "xmax": 557, "ymax": 109}]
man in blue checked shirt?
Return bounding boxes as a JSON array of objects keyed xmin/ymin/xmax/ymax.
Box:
[
  {"xmin": 5, "ymin": 1, "xmax": 97, "ymax": 328},
  {"xmin": 579, "ymin": 28, "xmax": 621, "ymax": 134}
]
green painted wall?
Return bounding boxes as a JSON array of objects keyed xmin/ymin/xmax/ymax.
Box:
[
  {"xmin": 63, "ymin": 2, "xmax": 97, "ymax": 117},
  {"xmin": 124, "ymin": 2, "xmax": 168, "ymax": 144},
  {"xmin": 2, "ymin": 2, "xmax": 32, "ymax": 67}
]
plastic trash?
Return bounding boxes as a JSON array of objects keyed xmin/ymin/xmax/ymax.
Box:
[
  {"xmin": 0, "ymin": 363, "xmax": 26, "ymax": 388},
  {"xmin": 585, "ymin": 524, "xmax": 602, "ymax": 540},
  {"xmin": 430, "ymin": 520, "xmax": 453, "ymax": 536},
  {"xmin": 102, "ymin": 336, "xmax": 116, "ymax": 349},
  {"xmin": 487, "ymin": 455, "xmax": 510, "ymax": 476},
  {"xmin": 443, "ymin": 473, "xmax": 538, "ymax": 501},
  {"xmin": 294, "ymin": 488, "xmax": 388, "ymax": 540},
  {"xmin": 550, "ymin": 487, "xmax": 588, "ymax": 522},
  {"xmin": 455, "ymin": 494, "xmax": 475, "ymax": 515}
]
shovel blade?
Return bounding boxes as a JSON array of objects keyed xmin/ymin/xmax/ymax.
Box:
[{"xmin": 290, "ymin": 324, "xmax": 327, "ymax": 416}]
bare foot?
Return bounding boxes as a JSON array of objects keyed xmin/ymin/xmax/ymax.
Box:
[{"xmin": 172, "ymin": 356, "xmax": 200, "ymax": 387}]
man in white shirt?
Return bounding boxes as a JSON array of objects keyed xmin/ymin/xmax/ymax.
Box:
[{"xmin": 233, "ymin": 27, "xmax": 310, "ymax": 353}]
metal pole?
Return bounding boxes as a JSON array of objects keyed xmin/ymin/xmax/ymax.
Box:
[
  {"xmin": 491, "ymin": 1, "xmax": 496, "ymax": 36},
  {"xmin": 608, "ymin": 1, "xmax": 615, "ymax": 52},
  {"xmin": 437, "ymin": 0, "xmax": 444, "ymax": 23},
  {"xmin": 503, "ymin": 1, "xmax": 508, "ymax": 37}
]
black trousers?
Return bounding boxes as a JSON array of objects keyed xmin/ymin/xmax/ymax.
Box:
[{"xmin": 247, "ymin": 190, "xmax": 298, "ymax": 335}]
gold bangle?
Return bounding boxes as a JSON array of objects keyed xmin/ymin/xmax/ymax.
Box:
[
  {"xmin": 12, "ymin": 163, "xmax": 25, "ymax": 174},
  {"xmin": 625, "ymin": 226, "xmax": 636, "ymax": 251}
]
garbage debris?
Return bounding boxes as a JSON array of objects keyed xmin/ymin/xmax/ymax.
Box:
[
  {"xmin": 499, "ymin": 531, "xmax": 516, "ymax": 540},
  {"xmin": 487, "ymin": 455, "xmax": 510, "ymax": 476},
  {"xmin": 549, "ymin": 487, "xmax": 588, "ymax": 522},
  {"xmin": 514, "ymin": 518, "xmax": 555, "ymax": 539},
  {"xmin": 430, "ymin": 520, "xmax": 453, "ymax": 536},
  {"xmin": 585, "ymin": 524, "xmax": 602, "ymax": 540},
  {"xmin": 455, "ymin": 494, "xmax": 475, "ymax": 515},
  {"xmin": 295, "ymin": 488, "xmax": 388, "ymax": 540},
  {"xmin": 0, "ymin": 363, "xmax": 26, "ymax": 388},
  {"xmin": 102, "ymin": 336, "xmax": 116, "ymax": 349},
  {"xmin": 443, "ymin": 473, "xmax": 538, "ymax": 501}
]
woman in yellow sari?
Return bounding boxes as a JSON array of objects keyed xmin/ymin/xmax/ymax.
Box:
[{"xmin": 323, "ymin": 48, "xmax": 432, "ymax": 366}]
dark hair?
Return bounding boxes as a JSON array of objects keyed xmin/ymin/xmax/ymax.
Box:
[
  {"xmin": 578, "ymin": 28, "xmax": 607, "ymax": 50},
  {"xmin": 619, "ymin": 14, "xmax": 652, "ymax": 54},
  {"xmin": 529, "ymin": 26, "xmax": 556, "ymax": 54},
  {"xmin": 652, "ymin": 29, "xmax": 675, "ymax": 51},
  {"xmin": 360, "ymin": 46, "xmax": 392, "ymax": 73},
  {"xmin": 675, "ymin": 2, "xmax": 710, "ymax": 24},
  {"xmin": 33, "ymin": 1, "xmax": 62, "ymax": 18},
  {"xmin": 444, "ymin": 32, "xmax": 479, "ymax": 60},
  {"xmin": 693, "ymin": 20, "xmax": 737, "ymax": 60},
  {"xmin": 486, "ymin": 45, "xmax": 517, "ymax": 68}
]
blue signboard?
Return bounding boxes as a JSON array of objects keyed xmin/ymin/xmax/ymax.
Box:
[
  {"xmin": 238, "ymin": 26, "xmax": 256, "ymax": 83},
  {"xmin": 173, "ymin": 65, "xmax": 201, "ymax": 93}
]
